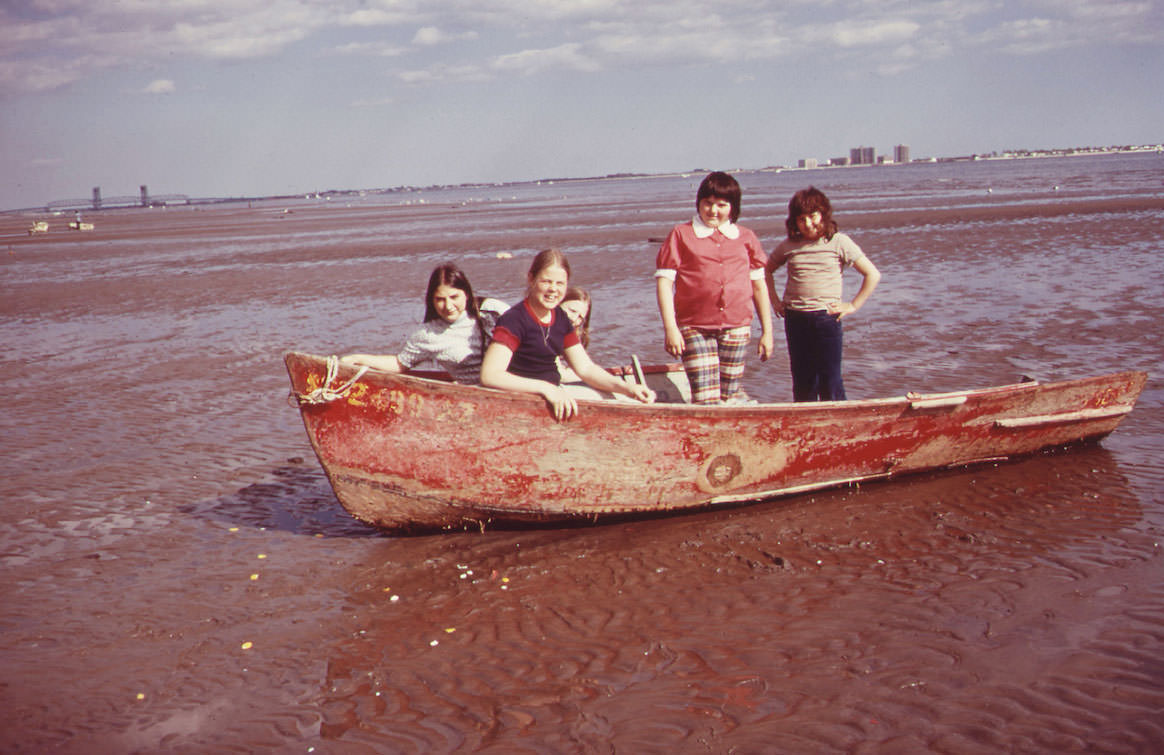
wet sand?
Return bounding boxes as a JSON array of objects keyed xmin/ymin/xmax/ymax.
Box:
[{"xmin": 2, "ymin": 175, "xmax": 1163, "ymax": 752}]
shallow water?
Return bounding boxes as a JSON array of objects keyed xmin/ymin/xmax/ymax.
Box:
[{"xmin": 2, "ymin": 153, "xmax": 1163, "ymax": 752}]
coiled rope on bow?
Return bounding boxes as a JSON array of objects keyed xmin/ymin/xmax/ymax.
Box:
[{"xmin": 294, "ymin": 355, "xmax": 369, "ymax": 405}]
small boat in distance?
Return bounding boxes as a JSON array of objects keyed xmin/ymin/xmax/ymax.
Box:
[{"xmin": 284, "ymin": 351, "xmax": 1147, "ymax": 533}]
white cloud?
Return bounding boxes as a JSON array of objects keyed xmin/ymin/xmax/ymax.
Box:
[
  {"xmin": 974, "ymin": 0, "xmax": 1161, "ymax": 53},
  {"xmin": 340, "ymin": 8, "xmax": 414, "ymax": 27},
  {"xmin": 398, "ymin": 63, "xmax": 490, "ymax": 84},
  {"xmin": 1063, "ymin": 0, "xmax": 1153, "ymax": 21},
  {"xmin": 0, "ymin": 0, "xmax": 336, "ymax": 93},
  {"xmin": 170, "ymin": 17, "xmax": 311, "ymax": 59},
  {"xmin": 491, "ymin": 43, "xmax": 601, "ymax": 75},
  {"xmin": 330, "ymin": 41, "xmax": 407, "ymax": 57},
  {"xmin": 351, "ymin": 96, "xmax": 395, "ymax": 107},
  {"xmin": 989, "ymin": 17, "xmax": 1061, "ymax": 54},
  {"xmin": 0, "ymin": 60, "xmax": 83, "ymax": 93},
  {"xmin": 141, "ymin": 79, "xmax": 176, "ymax": 94},
  {"xmin": 1, "ymin": 0, "xmax": 1161, "ymax": 96},
  {"xmin": 397, "ymin": 69, "xmax": 437, "ymax": 84},
  {"xmin": 411, "ymin": 26, "xmax": 477, "ymax": 45},
  {"xmin": 832, "ymin": 20, "xmax": 921, "ymax": 48},
  {"xmin": 413, "ymin": 26, "xmax": 447, "ymax": 45}
]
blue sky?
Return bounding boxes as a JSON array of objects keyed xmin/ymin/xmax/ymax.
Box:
[{"xmin": 2, "ymin": 0, "xmax": 1161, "ymax": 210}]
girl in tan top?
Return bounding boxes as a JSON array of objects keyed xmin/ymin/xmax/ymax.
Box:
[{"xmin": 766, "ymin": 187, "xmax": 881, "ymax": 402}]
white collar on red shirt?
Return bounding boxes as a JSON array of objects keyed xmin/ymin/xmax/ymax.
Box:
[{"xmin": 691, "ymin": 214, "xmax": 740, "ymax": 240}]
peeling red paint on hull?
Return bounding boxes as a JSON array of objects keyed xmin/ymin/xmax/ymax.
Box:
[{"xmin": 285, "ymin": 352, "xmax": 1147, "ymax": 532}]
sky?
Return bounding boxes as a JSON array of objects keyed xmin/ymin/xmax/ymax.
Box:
[{"xmin": 1, "ymin": 0, "xmax": 1162, "ymax": 210}]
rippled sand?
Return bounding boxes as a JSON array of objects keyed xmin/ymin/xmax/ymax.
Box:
[{"xmin": 2, "ymin": 169, "xmax": 1163, "ymax": 751}]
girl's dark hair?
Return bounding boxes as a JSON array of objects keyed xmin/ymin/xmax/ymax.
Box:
[
  {"xmin": 786, "ymin": 186, "xmax": 838, "ymax": 241},
  {"xmin": 527, "ymin": 247, "xmax": 571, "ymax": 283},
  {"xmin": 696, "ymin": 171, "xmax": 742, "ymax": 223}
]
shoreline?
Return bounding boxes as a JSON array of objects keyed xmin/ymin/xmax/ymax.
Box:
[
  {"xmin": 4, "ymin": 146, "xmax": 1160, "ymax": 216},
  {"xmin": 6, "ymin": 194, "xmax": 1162, "ymax": 251}
]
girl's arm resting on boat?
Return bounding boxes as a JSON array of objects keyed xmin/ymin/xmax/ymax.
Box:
[
  {"xmin": 480, "ymin": 342, "xmax": 580, "ymax": 421},
  {"xmin": 563, "ymin": 345, "xmax": 656, "ymax": 404},
  {"xmin": 340, "ymin": 354, "xmax": 403, "ymax": 373},
  {"xmin": 655, "ymin": 276, "xmax": 685, "ymax": 358},
  {"xmin": 829, "ymin": 257, "xmax": 882, "ymax": 320}
]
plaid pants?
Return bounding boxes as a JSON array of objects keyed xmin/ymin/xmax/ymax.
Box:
[{"xmin": 680, "ymin": 325, "xmax": 751, "ymax": 404}]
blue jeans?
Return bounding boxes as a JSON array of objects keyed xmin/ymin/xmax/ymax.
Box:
[{"xmin": 784, "ymin": 309, "xmax": 845, "ymax": 401}]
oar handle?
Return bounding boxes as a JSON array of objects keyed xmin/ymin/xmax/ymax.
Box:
[{"xmin": 631, "ymin": 354, "xmax": 647, "ymax": 386}]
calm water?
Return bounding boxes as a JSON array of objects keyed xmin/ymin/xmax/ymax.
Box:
[{"xmin": 2, "ymin": 152, "xmax": 1163, "ymax": 752}]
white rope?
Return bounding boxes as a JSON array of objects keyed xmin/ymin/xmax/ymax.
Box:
[{"xmin": 295, "ymin": 355, "xmax": 369, "ymax": 405}]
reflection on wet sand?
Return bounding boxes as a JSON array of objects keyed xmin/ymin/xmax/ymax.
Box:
[{"xmin": 314, "ymin": 447, "xmax": 1161, "ymax": 751}]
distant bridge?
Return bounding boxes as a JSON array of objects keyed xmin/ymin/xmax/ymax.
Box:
[{"xmin": 46, "ymin": 194, "xmax": 190, "ymax": 211}]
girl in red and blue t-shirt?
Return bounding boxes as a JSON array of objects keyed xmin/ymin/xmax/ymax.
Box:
[
  {"xmin": 482, "ymin": 248, "xmax": 655, "ymax": 420},
  {"xmin": 655, "ymin": 172, "xmax": 774, "ymax": 404}
]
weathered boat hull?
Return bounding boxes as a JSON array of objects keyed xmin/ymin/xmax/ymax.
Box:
[{"xmin": 284, "ymin": 351, "xmax": 1147, "ymax": 532}]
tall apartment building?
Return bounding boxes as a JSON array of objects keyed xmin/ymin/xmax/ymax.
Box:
[
  {"xmin": 850, "ymin": 146, "xmax": 875, "ymax": 165},
  {"xmin": 894, "ymin": 144, "xmax": 910, "ymax": 163}
]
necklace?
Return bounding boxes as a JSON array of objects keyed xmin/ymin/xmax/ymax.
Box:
[
  {"xmin": 527, "ymin": 299, "xmax": 553, "ymax": 349},
  {"xmin": 539, "ymin": 316, "xmax": 552, "ymax": 348}
]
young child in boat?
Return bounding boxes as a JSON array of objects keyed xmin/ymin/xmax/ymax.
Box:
[
  {"xmin": 765, "ymin": 186, "xmax": 881, "ymax": 401},
  {"xmin": 655, "ymin": 171, "xmax": 774, "ymax": 404},
  {"xmin": 481, "ymin": 249, "xmax": 655, "ymax": 420},
  {"xmin": 341, "ymin": 262, "xmax": 507, "ymax": 384},
  {"xmin": 560, "ymin": 287, "xmax": 592, "ymax": 348},
  {"xmin": 557, "ymin": 286, "xmax": 592, "ymax": 383}
]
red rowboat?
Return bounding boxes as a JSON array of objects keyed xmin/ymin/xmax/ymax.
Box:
[{"xmin": 284, "ymin": 351, "xmax": 1147, "ymax": 532}]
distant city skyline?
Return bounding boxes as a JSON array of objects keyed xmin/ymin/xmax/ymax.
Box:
[
  {"xmin": 3, "ymin": 136, "xmax": 1146, "ymax": 210},
  {"xmin": 12, "ymin": 143, "xmax": 1164, "ymax": 214}
]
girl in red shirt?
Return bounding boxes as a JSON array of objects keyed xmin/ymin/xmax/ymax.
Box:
[
  {"xmin": 655, "ymin": 172, "xmax": 774, "ymax": 404},
  {"xmin": 482, "ymin": 248, "xmax": 655, "ymax": 420}
]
